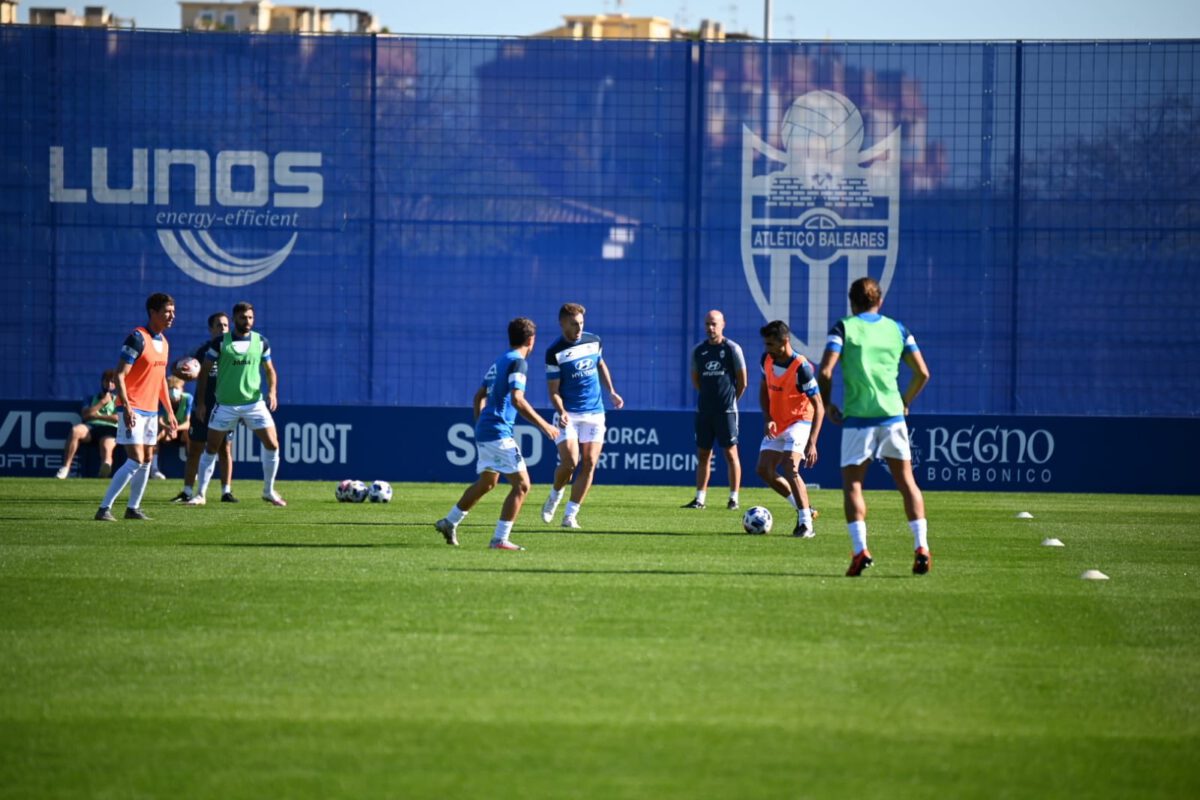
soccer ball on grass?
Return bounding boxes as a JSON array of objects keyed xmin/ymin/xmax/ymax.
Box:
[
  {"xmin": 335, "ymin": 480, "xmax": 369, "ymax": 503},
  {"xmin": 368, "ymin": 480, "xmax": 393, "ymax": 503},
  {"xmin": 742, "ymin": 506, "xmax": 773, "ymax": 535}
]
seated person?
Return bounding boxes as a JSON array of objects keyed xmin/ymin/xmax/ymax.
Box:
[
  {"xmin": 150, "ymin": 376, "xmax": 193, "ymax": 480},
  {"xmin": 56, "ymin": 370, "xmax": 120, "ymax": 479}
]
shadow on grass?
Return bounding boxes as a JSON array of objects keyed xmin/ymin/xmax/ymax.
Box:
[
  {"xmin": 178, "ymin": 541, "xmax": 408, "ymax": 549},
  {"xmin": 433, "ymin": 566, "xmax": 910, "ymax": 579},
  {"xmin": 546, "ymin": 529, "xmax": 696, "ymax": 537}
]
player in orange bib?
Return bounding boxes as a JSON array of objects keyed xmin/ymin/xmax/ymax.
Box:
[
  {"xmin": 94, "ymin": 293, "xmax": 177, "ymax": 522},
  {"xmin": 756, "ymin": 320, "xmax": 824, "ymax": 538}
]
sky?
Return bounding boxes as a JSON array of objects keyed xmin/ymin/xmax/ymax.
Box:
[{"xmin": 21, "ymin": 0, "xmax": 1200, "ymax": 39}]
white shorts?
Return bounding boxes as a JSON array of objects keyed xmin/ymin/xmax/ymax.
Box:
[
  {"xmin": 841, "ymin": 420, "xmax": 912, "ymax": 467},
  {"xmin": 553, "ymin": 411, "xmax": 606, "ymax": 446},
  {"xmin": 209, "ymin": 400, "xmax": 275, "ymax": 432},
  {"xmin": 117, "ymin": 411, "xmax": 158, "ymax": 446},
  {"xmin": 759, "ymin": 419, "xmax": 812, "ymax": 453},
  {"xmin": 476, "ymin": 438, "xmax": 528, "ymax": 475}
]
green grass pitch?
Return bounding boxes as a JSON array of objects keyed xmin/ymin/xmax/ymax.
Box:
[{"xmin": 1, "ymin": 477, "xmax": 1197, "ymax": 798}]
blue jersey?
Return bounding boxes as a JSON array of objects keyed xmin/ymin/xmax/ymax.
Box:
[
  {"xmin": 545, "ymin": 332, "xmax": 604, "ymax": 414},
  {"xmin": 692, "ymin": 337, "xmax": 746, "ymax": 413},
  {"xmin": 193, "ymin": 340, "xmax": 219, "ymax": 407},
  {"xmin": 119, "ymin": 328, "xmax": 166, "ymax": 365},
  {"xmin": 475, "ymin": 349, "xmax": 529, "ymax": 442}
]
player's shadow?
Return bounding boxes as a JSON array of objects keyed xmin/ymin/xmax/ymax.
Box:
[
  {"xmin": 434, "ymin": 566, "xmax": 865, "ymax": 579},
  {"xmin": 527, "ymin": 529, "xmax": 697, "ymax": 537},
  {"xmin": 179, "ymin": 541, "xmax": 408, "ymax": 549}
]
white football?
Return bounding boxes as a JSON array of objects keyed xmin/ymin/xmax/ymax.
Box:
[
  {"xmin": 174, "ymin": 357, "xmax": 201, "ymax": 380},
  {"xmin": 335, "ymin": 479, "xmax": 354, "ymax": 502},
  {"xmin": 368, "ymin": 480, "xmax": 393, "ymax": 503},
  {"xmin": 742, "ymin": 506, "xmax": 773, "ymax": 535}
]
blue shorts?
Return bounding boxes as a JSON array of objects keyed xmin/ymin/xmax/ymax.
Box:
[{"xmin": 695, "ymin": 410, "xmax": 739, "ymax": 450}]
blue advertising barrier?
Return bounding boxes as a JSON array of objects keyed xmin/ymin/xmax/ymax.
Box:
[
  {"xmin": 5, "ymin": 400, "xmax": 1196, "ymax": 494},
  {"xmin": 2, "ymin": 30, "xmax": 1199, "ymax": 419}
]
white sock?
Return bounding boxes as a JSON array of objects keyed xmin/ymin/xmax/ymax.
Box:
[
  {"xmin": 447, "ymin": 505, "xmax": 467, "ymax": 524},
  {"xmin": 729, "ymin": 491, "xmax": 739, "ymax": 503},
  {"xmin": 564, "ymin": 501, "xmax": 581, "ymax": 519},
  {"xmin": 800, "ymin": 507, "xmax": 813, "ymax": 528},
  {"xmin": 549, "ymin": 486, "xmax": 564, "ymax": 503},
  {"xmin": 492, "ymin": 519, "xmax": 514, "ymax": 542},
  {"xmin": 127, "ymin": 461, "xmax": 152, "ymax": 509},
  {"xmin": 150, "ymin": 453, "xmax": 160, "ymax": 474},
  {"xmin": 261, "ymin": 447, "xmax": 280, "ymax": 496},
  {"xmin": 101, "ymin": 459, "xmax": 139, "ymax": 509},
  {"xmin": 909, "ymin": 518, "xmax": 928, "ymax": 550},
  {"xmin": 194, "ymin": 450, "xmax": 217, "ymax": 498},
  {"xmin": 222, "ymin": 484, "xmax": 232, "ymax": 495},
  {"xmin": 695, "ymin": 489, "xmax": 707, "ymax": 504},
  {"xmin": 787, "ymin": 493, "xmax": 799, "ymax": 509},
  {"xmin": 848, "ymin": 520, "xmax": 868, "ymax": 555},
  {"xmin": 181, "ymin": 484, "xmax": 193, "ymax": 497}
]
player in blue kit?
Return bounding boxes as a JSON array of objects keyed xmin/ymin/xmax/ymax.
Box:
[
  {"xmin": 435, "ymin": 318, "xmax": 559, "ymax": 550},
  {"xmin": 683, "ymin": 309, "xmax": 748, "ymax": 510},
  {"xmin": 539, "ymin": 302, "xmax": 624, "ymax": 529}
]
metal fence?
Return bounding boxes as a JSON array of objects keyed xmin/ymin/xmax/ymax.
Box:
[{"xmin": 2, "ymin": 29, "xmax": 1197, "ymax": 416}]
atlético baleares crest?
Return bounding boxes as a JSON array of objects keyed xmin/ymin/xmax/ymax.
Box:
[{"xmin": 741, "ymin": 90, "xmax": 901, "ymax": 361}]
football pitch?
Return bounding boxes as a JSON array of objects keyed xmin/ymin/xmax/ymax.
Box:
[{"xmin": 1, "ymin": 478, "xmax": 1197, "ymax": 799}]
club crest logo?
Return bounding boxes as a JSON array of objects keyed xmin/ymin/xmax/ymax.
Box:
[{"xmin": 741, "ymin": 90, "xmax": 901, "ymax": 361}]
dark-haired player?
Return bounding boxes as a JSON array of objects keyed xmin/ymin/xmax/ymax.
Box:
[
  {"xmin": 435, "ymin": 317, "xmax": 559, "ymax": 550},
  {"xmin": 94, "ymin": 292, "xmax": 176, "ymax": 522}
]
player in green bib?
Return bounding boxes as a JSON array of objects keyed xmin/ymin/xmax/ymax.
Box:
[
  {"xmin": 187, "ymin": 301, "xmax": 286, "ymax": 507},
  {"xmin": 56, "ymin": 369, "xmax": 120, "ymax": 479},
  {"xmin": 818, "ymin": 277, "xmax": 931, "ymax": 577}
]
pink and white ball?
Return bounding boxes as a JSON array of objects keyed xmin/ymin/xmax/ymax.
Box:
[
  {"xmin": 174, "ymin": 357, "xmax": 201, "ymax": 381},
  {"xmin": 336, "ymin": 480, "xmax": 369, "ymax": 503}
]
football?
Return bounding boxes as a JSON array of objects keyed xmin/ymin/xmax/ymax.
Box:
[
  {"xmin": 742, "ymin": 506, "xmax": 773, "ymax": 535},
  {"xmin": 174, "ymin": 357, "xmax": 201, "ymax": 381},
  {"xmin": 335, "ymin": 479, "xmax": 354, "ymax": 502},
  {"xmin": 368, "ymin": 480, "xmax": 393, "ymax": 503},
  {"xmin": 344, "ymin": 480, "xmax": 369, "ymax": 503}
]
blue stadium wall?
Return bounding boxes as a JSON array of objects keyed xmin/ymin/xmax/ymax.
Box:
[{"xmin": 1, "ymin": 29, "xmax": 1197, "ymax": 490}]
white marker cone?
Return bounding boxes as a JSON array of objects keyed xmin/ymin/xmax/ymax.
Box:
[
  {"xmin": 1080, "ymin": 569, "xmax": 1109, "ymax": 581},
  {"xmin": 1041, "ymin": 538, "xmax": 1064, "ymax": 547},
  {"xmin": 1015, "ymin": 511, "xmax": 1034, "ymax": 519}
]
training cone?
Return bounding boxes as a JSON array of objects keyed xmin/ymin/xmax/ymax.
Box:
[
  {"xmin": 1041, "ymin": 537, "xmax": 1065, "ymax": 547},
  {"xmin": 1015, "ymin": 511, "xmax": 1034, "ymax": 519},
  {"xmin": 1080, "ymin": 569, "xmax": 1109, "ymax": 581}
]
